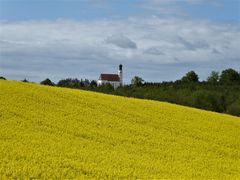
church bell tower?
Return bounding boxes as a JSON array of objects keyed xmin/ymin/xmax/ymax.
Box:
[{"xmin": 118, "ymin": 64, "xmax": 123, "ymax": 86}]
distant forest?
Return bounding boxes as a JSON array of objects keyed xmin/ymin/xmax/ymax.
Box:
[{"xmin": 2, "ymin": 68, "xmax": 239, "ymax": 117}]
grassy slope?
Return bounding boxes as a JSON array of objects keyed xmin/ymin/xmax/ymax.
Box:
[{"xmin": 0, "ymin": 80, "xmax": 239, "ymax": 179}]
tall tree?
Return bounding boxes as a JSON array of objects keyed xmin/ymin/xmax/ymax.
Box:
[
  {"xmin": 131, "ymin": 76, "xmax": 144, "ymax": 87},
  {"xmin": 207, "ymin": 71, "xmax": 219, "ymax": 83},
  {"xmin": 181, "ymin": 71, "xmax": 199, "ymax": 83},
  {"xmin": 219, "ymin": 68, "xmax": 240, "ymax": 84}
]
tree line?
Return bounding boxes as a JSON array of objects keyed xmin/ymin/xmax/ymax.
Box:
[
  {"xmin": 124, "ymin": 68, "xmax": 240, "ymax": 116},
  {"xmin": 1, "ymin": 68, "xmax": 239, "ymax": 116},
  {"xmin": 42, "ymin": 68, "xmax": 240, "ymax": 116}
]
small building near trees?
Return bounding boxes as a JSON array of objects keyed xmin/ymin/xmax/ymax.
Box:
[{"xmin": 97, "ymin": 64, "xmax": 123, "ymax": 89}]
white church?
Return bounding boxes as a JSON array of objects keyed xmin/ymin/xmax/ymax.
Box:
[{"xmin": 97, "ymin": 64, "xmax": 123, "ymax": 89}]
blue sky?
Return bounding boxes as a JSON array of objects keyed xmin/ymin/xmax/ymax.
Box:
[
  {"xmin": 1, "ymin": 0, "xmax": 239, "ymax": 22},
  {"xmin": 1, "ymin": 0, "xmax": 138, "ymax": 21},
  {"xmin": 0, "ymin": 0, "xmax": 240, "ymax": 83}
]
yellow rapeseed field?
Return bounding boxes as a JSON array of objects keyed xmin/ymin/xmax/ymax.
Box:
[{"xmin": 0, "ymin": 80, "xmax": 240, "ymax": 179}]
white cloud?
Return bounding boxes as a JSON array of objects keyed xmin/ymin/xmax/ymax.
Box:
[{"xmin": 0, "ymin": 17, "xmax": 239, "ymax": 82}]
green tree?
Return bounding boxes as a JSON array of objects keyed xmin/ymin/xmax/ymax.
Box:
[
  {"xmin": 219, "ymin": 68, "xmax": 240, "ymax": 84},
  {"xmin": 97, "ymin": 83, "xmax": 114, "ymax": 93},
  {"xmin": 0, "ymin": 76, "xmax": 6, "ymax": 80},
  {"xmin": 90, "ymin": 80, "xmax": 97, "ymax": 89},
  {"xmin": 192, "ymin": 91, "xmax": 226, "ymax": 112},
  {"xmin": 83, "ymin": 79, "xmax": 90, "ymax": 87},
  {"xmin": 207, "ymin": 71, "xmax": 219, "ymax": 83},
  {"xmin": 57, "ymin": 78, "xmax": 83, "ymax": 89},
  {"xmin": 40, "ymin": 78, "xmax": 55, "ymax": 86},
  {"xmin": 181, "ymin": 71, "xmax": 199, "ymax": 83},
  {"xmin": 22, "ymin": 78, "xmax": 29, "ymax": 82},
  {"xmin": 131, "ymin": 76, "xmax": 144, "ymax": 87},
  {"xmin": 227, "ymin": 101, "xmax": 240, "ymax": 116}
]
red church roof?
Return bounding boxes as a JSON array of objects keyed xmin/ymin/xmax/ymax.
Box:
[{"xmin": 99, "ymin": 74, "xmax": 120, "ymax": 81}]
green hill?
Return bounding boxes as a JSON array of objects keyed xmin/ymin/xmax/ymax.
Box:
[{"xmin": 0, "ymin": 80, "xmax": 239, "ymax": 179}]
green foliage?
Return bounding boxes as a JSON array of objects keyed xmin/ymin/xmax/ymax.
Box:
[
  {"xmin": 192, "ymin": 91, "xmax": 226, "ymax": 112},
  {"xmin": 97, "ymin": 83, "xmax": 114, "ymax": 93},
  {"xmin": 131, "ymin": 76, "xmax": 144, "ymax": 87},
  {"xmin": 90, "ymin": 80, "xmax": 97, "ymax": 89},
  {"xmin": 83, "ymin": 79, "xmax": 90, "ymax": 87},
  {"xmin": 219, "ymin": 68, "xmax": 240, "ymax": 84},
  {"xmin": 227, "ymin": 100, "xmax": 240, "ymax": 116},
  {"xmin": 40, "ymin": 78, "xmax": 55, "ymax": 86},
  {"xmin": 55, "ymin": 78, "xmax": 98, "ymax": 90},
  {"xmin": 57, "ymin": 78, "xmax": 84, "ymax": 89},
  {"xmin": 115, "ymin": 82, "xmax": 240, "ymax": 116},
  {"xmin": 22, "ymin": 78, "xmax": 29, "ymax": 82},
  {"xmin": 0, "ymin": 76, "xmax": 6, "ymax": 80},
  {"xmin": 181, "ymin": 71, "xmax": 199, "ymax": 83},
  {"xmin": 36, "ymin": 68, "xmax": 240, "ymax": 117},
  {"xmin": 207, "ymin": 71, "xmax": 219, "ymax": 83}
]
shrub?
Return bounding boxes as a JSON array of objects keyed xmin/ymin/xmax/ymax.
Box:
[
  {"xmin": 22, "ymin": 79, "xmax": 29, "ymax": 82},
  {"xmin": 227, "ymin": 101, "xmax": 240, "ymax": 116},
  {"xmin": 40, "ymin": 78, "xmax": 55, "ymax": 86},
  {"xmin": 97, "ymin": 83, "xmax": 114, "ymax": 93},
  {"xmin": 192, "ymin": 91, "xmax": 226, "ymax": 113},
  {"xmin": 57, "ymin": 78, "xmax": 84, "ymax": 89}
]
